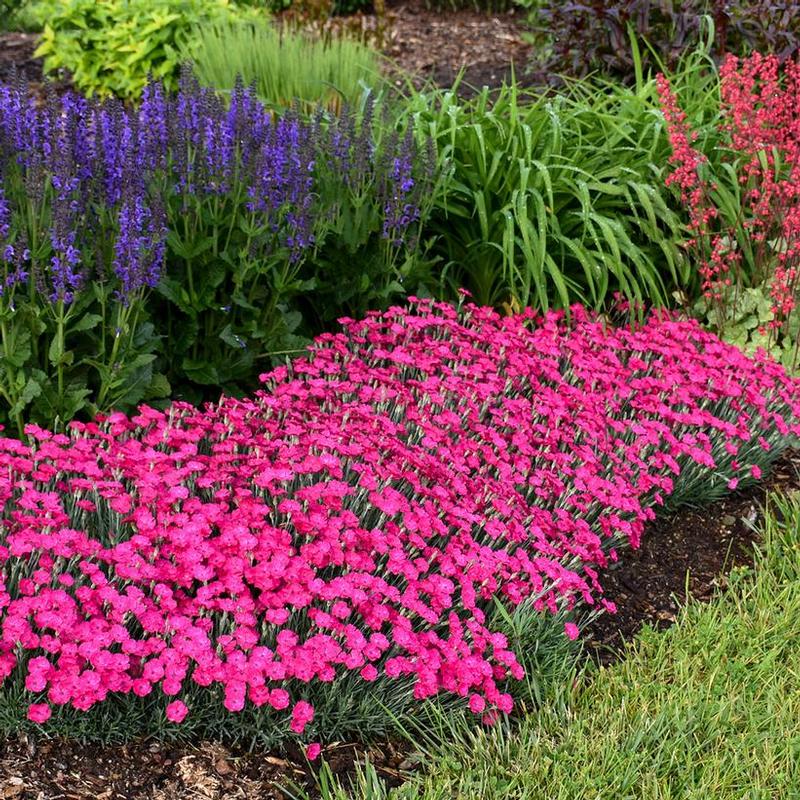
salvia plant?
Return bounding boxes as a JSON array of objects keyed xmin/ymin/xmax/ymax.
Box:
[
  {"xmin": 658, "ymin": 52, "xmax": 800, "ymax": 369},
  {"xmin": 0, "ymin": 297, "xmax": 798, "ymax": 749},
  {"xmin": 0, "ymin": 75, "xmax": 433, "ymax": 433}
]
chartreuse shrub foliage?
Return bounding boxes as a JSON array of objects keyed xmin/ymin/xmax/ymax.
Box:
[
  {"xmin": 31, "ymin": 0, "xmax": 264, "ymax": 100},
  {"xmin": 187, "ymin": 19, "xmax": 382, "ymax": 111},
  {"xmin": 0, "ymin": 298, "xmax": 798, "ymax": 751},
  {"xmin": 0, "ymin": 76, "xmax": 432, "ymax": 432},
  {"xmin": 291, "ymin": 491, "xmax": 800, "ymax": 799},
  {"xmin": 407, "ymin": 48, "xmax": 722, "ymax": 310}
]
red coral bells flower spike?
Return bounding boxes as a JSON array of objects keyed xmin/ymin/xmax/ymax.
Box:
[
  {"xmin": 660, "ymin": 54, "xmax": 800, "ymax": 355},
  {"xmin": 1, "ymin": 299, "xmax": 799, "ymax": 740}
]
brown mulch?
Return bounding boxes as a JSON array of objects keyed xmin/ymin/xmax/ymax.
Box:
[
  {"xmin": 382, "ymin": 0, "xmax": 534, "ymax": 94},
  {"xmin": 0, "ymin": 736, "xmax": 412, "ymax": 799},
  {"xmin": 0, "ymin": 3, "xmax": 536, "ymax": 97},
  {"xmin": 0, "ymin": 32, "xmax": 41, "ymax": 86}
]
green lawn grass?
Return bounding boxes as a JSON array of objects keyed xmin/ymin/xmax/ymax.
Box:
[{"xmin": 301, "ymin": 492, "xmax": 800, "ymax": 799}]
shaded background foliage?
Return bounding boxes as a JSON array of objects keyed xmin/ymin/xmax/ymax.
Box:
[
  {"xmin": 528, "ymin": 0, "xmax": 800, "ymax": 84},
  {"xmin": 0, "ymin": 0, "xmax": 27, "ymax": 32}
]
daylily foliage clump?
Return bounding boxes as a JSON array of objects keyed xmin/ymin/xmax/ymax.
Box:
[{"xmin": 0, "ymin": 299, "xmax": 798, "ymax": 742}]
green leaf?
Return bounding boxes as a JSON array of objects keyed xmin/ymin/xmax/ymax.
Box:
[
  {"xmin": 9, "ymin": 376, "xmax": 42, "ymax": 419},
  {"xmin": 156, "ymin": 277, "xmax": 195, "ymax": 315},
  {"xmin": 48, "ymin": 337, "xmax": 62, "ymax": 367},
  {"xmin": 231, "ymin": 290, "xmax": 258, "ymax": 312},
  {"xmin": 741, "ymin": 314, "xmax": 760, "ymax": 331},
  {"xmin": 724, "ymin": 323, "xmax": 749, "ymax": 348},
  {"xmin": 121, "ymin": 353, "xmax": 157, "ymax": 372},
  {"xmin": 70, "ymin": 313, "xmax": 104, "ymax": 333},
  {"xmin": 133, "ymin": 320, "xmax": 161, "ymax": 352},
  {"xmin": 5, "ymin": 329, "xmax": 31, "ymax": 368},
  {"xmin": 182, "ymin": 358, "xmax": 221, "ymax": 386},
  {"xmin": 60, "ymin": 385, "xmax": 92, "ymax": 420},
  {"xmin": 48, "ymin": 336, "xmax": 74, "ymax": 367},
  {"xmin": 786, "ymin": 311, "xmax": 800, "ymax": 339},
  {"xmin": 281, "ymin": 309, "xmax": 303, "ymax": 334},
  {"xmin": 144, "ymin": 372, "xmax": 171, "ymax": 400},
  {"xmin": 219, "ymin": 324, "xmax": 247, "ymax": 351},
  {"xmin": 194, "ymin": 259, "xmax": 228, "ymax": 309},
  {"xmin": 168, "ymin": 316, "xmax": 199, "ymax": 358},
  {"xmin": 112, "ymin": 362, "xmax": 155, "ymax": 410},
  {"xmin": 738, "ymin": 289, "xmax": 759, "ymax": 316}
]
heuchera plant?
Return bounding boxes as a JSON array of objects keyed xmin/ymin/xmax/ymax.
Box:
[
  {"xmin": 0, "ymin": 76, "xmax": 432, "ymax": 433},
  {"xmin": 0, "ymin": 298, "xmax": 798, "ymax": 744},
  {"xmin": 658, "ymin": 53, "xmax": 800, "ymax": 368}
]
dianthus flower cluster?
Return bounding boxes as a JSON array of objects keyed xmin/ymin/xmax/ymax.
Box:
[
  {"xmin": 658, "ymin": 54, "xmax": 800, "ymax": 334},
  {"xmin": 0, "ymin": 299, "xmax": 798, "ymax": 735}
]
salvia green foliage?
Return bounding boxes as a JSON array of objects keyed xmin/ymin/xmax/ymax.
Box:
[{"xmin": 0, "ymin": 79, "xmax": 433, "ymax": 432}]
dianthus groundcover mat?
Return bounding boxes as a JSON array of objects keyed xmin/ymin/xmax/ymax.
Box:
[{"xmin": 0, "ymin": 299, "xmax": 798, "ymax": 741}]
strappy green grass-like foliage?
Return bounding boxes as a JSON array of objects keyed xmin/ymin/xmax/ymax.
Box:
[
  {"xmin": 406, "ymin": 46, "xmax": 724, "ymax": 311},
  {"xmin": 188, "ymin": 19, "xmax": 383, "ymax": 112}
]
